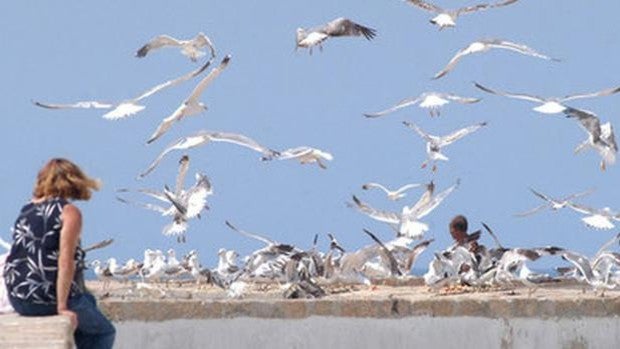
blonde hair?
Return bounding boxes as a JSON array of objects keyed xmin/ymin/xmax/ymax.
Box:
[{"xmin": 33, "ymin": 158, "xmax": 101, "ymax": 201}]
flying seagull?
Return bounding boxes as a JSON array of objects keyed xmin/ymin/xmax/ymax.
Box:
[
  {"xmin": 119, "ymin": 155, "xmax": 212, "ymax": 241},
  {"xmin": 350, "ymin": 180, "xmax": 459, "ymax": 239},
  {"xmin": 296, "ymin": 17, "xmax": 376, "ymax": 54},
  {"xmin": 139, "ymin": 130, "xmax": 278, "ymax": 178},
  {"xmin": 406, "ymin": 0, "xmax": 520, "ymax": 30},
  {"xmin": 364, "ymin": 92, "xmax": 480, "ymax": 118},
  {"xmin": 33, "ymin": 61, "xmax": 211, "ymax": 120},
  {"xmin": 403, "ymin": 121, "xmax": 487, "ymax": 172},
  {"xmin": 515, "ymin": 188, "xmax": 595, "ymax": 217},
  {"xmin": 566, "ymin": 203, "xmax": 620, "ymax": 230},
  {"xmin": 474, "ymin": 82, "xmax": 620, "ymax": 114},
  {"xmin": 361, "ymin": 182, "xmax": 422, "ymax": 201},
  {"xmin": 262, "ymin": 146, "xmax": 333, "ymax": 169},
  {"xmin": 136, "ymin": 32, "xmax": 216, "ymax": 62},
  {"xmin": 564, "ymin": 107, "xmax": 618, "ymax": 171},
  {"xmin": 147, "ymin": 55, "xmax": 232, "ymax": 144},
  {"xmin": 433, "ymin": 39, "xmax": 558, "ymax": 80}
]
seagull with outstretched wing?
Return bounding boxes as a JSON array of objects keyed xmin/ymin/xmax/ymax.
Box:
[
  {"xmin": 139, "ymin": 130, "xmax": 278, "ymax": 178},
  {"xmin": 136, "ymin": 32, "xmax": 216, "ymax": 62},
  {"xmin": 364, "ymin": 92, "xmax": 480, "ymax": 118},
  {"xmin": 433, "ymin": 39, "xmax": 558, "ymax": 80},
  {"xmin": 263, "ymin": 146, "xmax": 333, "ymax": 169},
  {"xmin": 362, "ymin": 182, "xmax": 422, "ymax": 201},
  {"xmin": 33, "ymin": 61, "xmax": 211, "ymax": 120},
  {"xmin": 296, "ymin": 17, "xmax": 376, "ymax": 54},
  {"xmin": 566, "ymin": 202, "xmax": 620, "ymax": 230},
  {"xmin": 403, "ymin": 121, "xmax": 487, "ymax": 172},
  {"xmin": 406, "ymin": 0, "xmax": 520, "ymax": 29},
  {"xmin": 515, "ymin": 188, "xmax": 594, "ymax": 217},
  {"xmin": 147, "ymin": 55, "xmax": 231, "ymax": 144},
  {"xmin": 474, "ymin": 82, "xmax": 620, "ymax": 114},
  {"xmin": 564, "ymin": 107, "xmax": 617, "ymax": 171}
]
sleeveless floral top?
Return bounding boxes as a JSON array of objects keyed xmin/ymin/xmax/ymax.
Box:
[{"xmin": 3, "ymin": 198, "xmax": 85, "ymax": 304}]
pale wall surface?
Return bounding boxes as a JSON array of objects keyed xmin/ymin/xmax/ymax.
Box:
[{"xmin": 114, "ymin": 316, "xmax": 620, "ymax": 349}]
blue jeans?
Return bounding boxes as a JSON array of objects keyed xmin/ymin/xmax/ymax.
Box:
[{"xmin": 9, "ymin": 292, "xmax": 115, "ymax": 349}]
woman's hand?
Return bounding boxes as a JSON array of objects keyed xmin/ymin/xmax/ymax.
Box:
[{"xmin": 58, "ymin": 308, "xmax": 78, "ymax": 330}]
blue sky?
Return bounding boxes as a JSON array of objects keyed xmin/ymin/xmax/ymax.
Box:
[{"xmin": 1, "ymin": 1, "xmax": 618, "ymax": 271}]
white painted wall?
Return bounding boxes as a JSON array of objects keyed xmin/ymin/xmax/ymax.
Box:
[{"xmin": 114, "ymin": 316, "xmax": 620, "ymax": 349}]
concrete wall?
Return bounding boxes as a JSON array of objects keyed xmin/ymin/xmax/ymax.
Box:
[{"xmin": 114, "ymin": 316, "xmax": 620, "ymax": 349}]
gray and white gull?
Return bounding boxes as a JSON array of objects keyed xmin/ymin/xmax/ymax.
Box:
[
  {"xmin": 364, "ymin": 92, "xmax": 481, "ymax": 118},
  {"xmin": 296, "ymin": 17, "xmax": 376, "ymax": 54}
]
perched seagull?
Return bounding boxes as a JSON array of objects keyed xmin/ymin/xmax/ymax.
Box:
[
  {"xmin": 403, "ymin": 121, "xmax": 487, "ymax": 172},
  {"xmin": 147, "ymin": 55, "xmax": 232, "ymax": 144},
  {"xmin": 361, "ymin": 182, "xmax": 422, "ymax": 201},
  {"xmin": 564, "ymin": 107, "xmax": 618, "ymax": 171},
  {"xmin": 138, "ymin": 130, "xmax": 278, "ymax": 178},
  {"xmin": 364, "ymin": 92, "xmax": 480, "ymax": 118},
  {"xmin": 433, "ymin": 39, "xmax": 558, "ymax": 80},
  {"xmin": 33, "ymin": 61, "xmax": 211, "ymax": 120},
  {"xmin": 406, "ymin": 0, "xmax": 520, "ymax": 30},
  {"xmin": 263, "ymin": 146, "xmax": 333, "ymax": 169},
  {"xmin": 566, "ymin": 203, "xmax": 620, "ymax": 230},
  {"xmin": 515, "ymin": 188, "xmax": 595, "ymax": 217},
  {"xmin": 560, "ymin": 250, "xmax": 618, "ymax": 294},
  {"xmin": 296, "ymin": 17, "xmax": 376, "ymax": 54},
  {"xmin": 136, "ymin": 32, "xmax": 216, "ymax": 62},
  {"xmin": 474, "ymin": 82, "xmax": 620, "ymax": 115}
]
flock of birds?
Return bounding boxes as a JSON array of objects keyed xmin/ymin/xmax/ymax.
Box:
[{"xmin": 31, "ymin": 0, "xmax": 620, "ymax": 298}]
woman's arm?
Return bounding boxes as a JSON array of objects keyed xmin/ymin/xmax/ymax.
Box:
[{"xmin": 57, "ymin": 204, "xmax": 81, "ymax": 327}]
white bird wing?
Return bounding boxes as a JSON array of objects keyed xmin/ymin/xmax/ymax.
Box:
[
  {"xmin": 350, "ymin": 195, "xmax": 400, "ymax": 224},
  {"xmin": 361, "ymin": 182, "xmax": 390, "ymax": 194},
  {"xmin": 194, "ymin": 32, "xmax": 217, "ymax": 60},
  {"xmin": 138, "ymin": 132, "xmax": 210, "ymax": 178},
  {"xmin": 473, "ymin": 82, "xmax": 546, "ymax": 103},
  {"xmin": 183, "ymin": 188, "xmax": 209, "ymax": 219},
  {"xmin": 275, "ymin": 147, "xmax": 315, "ymax": 160},
  {"xmin": 514, "ymin": 204, "xmax": 548, "ymax": 217},
  {"xmin": 594, "ymin": 233, "xmax": 620, "ymax": 260},
  {"xmin": 561, "ymin": 86, "xmax": 620, "ymax": 102},
  {"xmin": 406, "ymin": 0, "xmax": 443, "ymax": 13},
  {"xmin": 146, "ymin": 104, "xmax": 187, "ymax": 144},
  {"xmin": 444, "ymin": 94, "xmax": 482, "ymax": 104},
  {"xmin": 32, "ymin": 100, "xmax": 114, "ymax": 110},
  {"xmin": 564, "ymin": 107, "xmax": 602, "ymax": 142},
  {"xmin": 528, "ymin": 188, "xmax": 555, "ymax": 205},
  {"xmin": 395, "ymin": 183, "xmax": 423, "ymax": 194},
  {"xmin": 225, "ymin": 221, "xmax": 276, "ymax": 246},
  {"xmin": 455, "ymin": 3, "xmax": 490, "ymax": 16},
  {"xmin": 175, "ymin": 155, "xmax": 190, "ymax": 196},
  {"xmin": 321, "ymin": 18, "xmax": 376, "ymax": 40},
  {"xmin": 115, "ymin": 195, "xmax": 169, "ymax": 215},
  {"xmin": 566, "ymin": 202, "xmax": 598, "ymax": 215},
  {"xmin": 432, "ymin": 45, "xmax": 471, "ymax": 80},
  {"xmin": 208, "ymin": 131, "xmax": 277, "ymax": 156},
  {"xmin": 601, "ymin": 122, "xmax": 618, "ymax": 152},
  {"xmin": 409, "ymin": 179, "xmax": 459, "ymax": 219},
  {"xmin": 402, "ymin": 121, "xmax": 434, "ymax": 143},
  {"xmin": 134, "ymin": 60, "xmax": 212, "ymax": 101},
  {"xmin": 101, "ymin": 102, "xmax": 146, "ymax": 120},
  {"xmin": 136, "ymin": 34, "xmax": 183, "ymax": 58},
  {"xmin": 364, "ymin": 95, "xmax": 422, "ymax": 118},
  {"xmin": 485, "ymin": 39, "xmax": 558, "ymax": 61},
  {"xmin": 437, "ymin": 122, "xmax": 487, "ymax": 147},
  {"xmin": 185, "ymin": 55, "xmax": 231, "ymax": 104}
]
